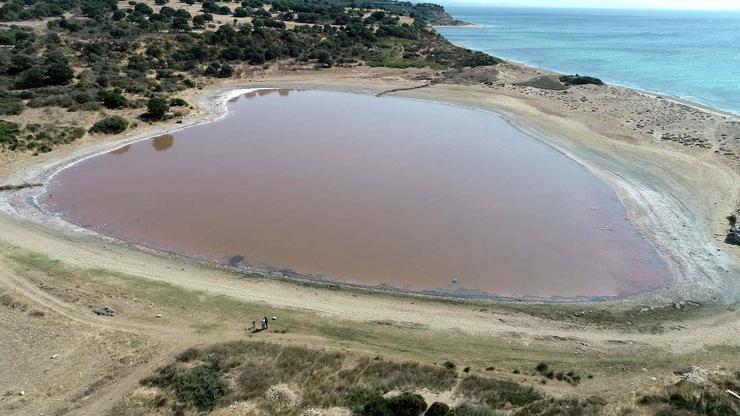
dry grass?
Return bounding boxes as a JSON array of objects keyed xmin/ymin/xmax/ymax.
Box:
[{"xmin": 126, "ymin": 340, "xmax": 460, "ymax": 415}]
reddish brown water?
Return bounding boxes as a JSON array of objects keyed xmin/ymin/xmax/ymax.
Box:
[{"xmin": 42, "ymin": 89, "xmax": 670, "ymax": 298}]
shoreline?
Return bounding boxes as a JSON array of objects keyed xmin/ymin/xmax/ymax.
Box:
[
  {"xmin": 436, "ymin": 17, "xmax": 739, "ymax": 117},
  {"xmin": 28, "ymin": 87, "xmax": 668, "ymax": 303},
  {"xmin": 1, "ymin": 75, "xmax": 737, "ymax": 305}
]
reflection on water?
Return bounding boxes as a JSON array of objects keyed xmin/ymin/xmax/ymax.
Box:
[
  {"xmin": 152, "ymin": 134, "xmax": 174, "ymax": 152},
  {"xmin": 109, "ymin": 144, "xmax": 131, "ymax": 155},
  {"xmin": 244, "ymin": 89, "xmax": 292, "ymax": 99},
  {"xmin": 43, "ymin": 90, "xmax": 671, "ymax": 298}
]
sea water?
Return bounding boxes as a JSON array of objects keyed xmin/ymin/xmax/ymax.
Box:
[{"xmin": 437, "ymin": 7, "xmax": 740, "ymax": 114}]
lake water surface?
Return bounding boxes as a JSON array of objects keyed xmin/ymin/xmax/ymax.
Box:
[{"xmin": 43, "ymin": 89, "xmax": 670, "ymax": 298}]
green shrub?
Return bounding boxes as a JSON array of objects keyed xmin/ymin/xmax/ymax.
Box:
[
  {"xmin": 173, "ymin": 365, "xmax": 227, "ymax": 411},
  {"xmin": 0, "ymin": 96, "xmax": 24, "ymax": 115},
  {"xmin": 0, "ymin": 121, "xmax": 20, "ymax": 145},
  {"xmin": 388, "ymin": 393, "xmax": 427, "ymax": 416},
  {"xmin": 344, "ymin": 387, "xmax": 383, "ymax": 414},
  {"xmin": 141, "ymin": 363, "xmax": 179, "ymax": 388},
  {"xmin": 361, "ymin": 396, "xmax": 392, "ymax": 416},
  {"xmin": 169, "ymin": 97, "xmax": 188, "ymax": 107},
  {"xmin": 450, "ymin": 404, "xmax": 498, "ymax": 416},
  {"xmin": 426, "ymin": 402, "xmax": 451, "ymax": 416},
  {"xmin": 559, "ymin": 75, "xmax": 604, "ymax": 86},
  {"xmin": 89, "ymin": 116, "xmax": 128, "ymax": 134},
  {"xmin": 102, "ymin": 90, "xmax": 128, "ymax": 109},
  {"xmin": 146, "ymin": 97, "xmax": 169, "ymax": 119}
]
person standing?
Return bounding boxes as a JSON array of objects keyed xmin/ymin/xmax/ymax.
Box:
[{"xmin": 263, "ymin": 316, "xmax": 269, "ymax": 330}]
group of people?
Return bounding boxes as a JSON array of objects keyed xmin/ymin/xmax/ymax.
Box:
[{"xmin": 251, "ymin": 316, "xmax": 271, "ymax": 331}]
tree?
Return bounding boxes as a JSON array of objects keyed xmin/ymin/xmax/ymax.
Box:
[
  {"xmin": 172, "ymin": 16, "xmax": 190, "ymax": 31},
  {"xmin": 7, "ymin": 54, "xmax": 34, "ymax": 75},
  {"xmin": 217, "ymin": 63, "xmax": 233, "ymax": 77},
  {"xmin": 233, "ymin": 7, "xmax": 249, "ymax": 17},
  {"xmin": 44, "ymin": 51, "xmax": 74, "ymax": 85},
  {"xmin": 102, "ymin": 90, "xmax": 127, "ymax": 109},
  {"xmin": 134, "ymin": 2, "xmax": 154, "ymax": 15},
  {"xmin": 146, "ymin": 96, "xmax": 169, "ymax": 119},
  {"xmin": 16, "ymin": 66, "xmax": 46, "ymax": 89}
]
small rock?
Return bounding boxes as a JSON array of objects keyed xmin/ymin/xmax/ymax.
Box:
[
  {"xmin": 678, "ymin": 366, "xmax": 710, "ymax": 383},
  {"xmin": 93, "ymin": 306, "xmax": 116, "ymax": 317},
  {"xmin": 155, "ymin": 314, "xmax": 163, "ymax": 318},
  {"xmin": 51, "ymin": 354, "xmax": 59, "ymax": 359},
  {"xmin": 19, "ymin": 390, "xmax": 24, "ymax": 396}
]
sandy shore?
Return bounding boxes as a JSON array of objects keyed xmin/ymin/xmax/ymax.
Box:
[{"xmin": 0, "ymin": 66, "xmax": 738, "ymax": 306}]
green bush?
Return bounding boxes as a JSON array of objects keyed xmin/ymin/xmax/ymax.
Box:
[
  {"xmin": 450, "ymin": 404, "xmax": 498, "ymax": 416},
  {"xmin": 0, "ymin": 95, "xmax": 24, "ymax": 115},
  {"xmin": 0, "ymin": 121, "xmax": 20, "ymax": 145},
  {"xmin": 146, "ymin": 97, "xmax": 169, "ymax": 119},
  {"xmin": 345, "ymin": 387, "xmax": 383, "ymax": 414},
  {"xmin": 559, "ymin": 75, "xmax": 605, "ymax": 86},
  {"xmin": 102, "ymin": 90, "xmax": 128, "ymax": 109},
  {"xmin": 388, "ymin": 393, "xmax": 427, "ymax": 416},
  {"xmin": 173, "ymin": 366, "xmax": 227, "ymax": 411},
  {"xmin": 169, "ymin": 97, "xmax": 188, "ymax": 107},
  {"xmin": 89, "ymin": 116, "xmax": 128, "ymax": 134},
  {"xmin": 361, "ymin": 396, "xmax": 392, "ymax": 416},
  {"xmin": 426, "ymin": 402, "xmax": 450, "ymax": 416}
]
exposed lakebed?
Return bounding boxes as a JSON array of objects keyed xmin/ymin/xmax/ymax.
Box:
[{"xmin": 42, "ymin": 89, "xmax": 670, "ymax": 298}]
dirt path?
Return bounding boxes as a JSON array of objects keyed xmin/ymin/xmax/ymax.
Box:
[{"xmin": 0, "ymin": 254, "xmax": 194, "ymax": 415}]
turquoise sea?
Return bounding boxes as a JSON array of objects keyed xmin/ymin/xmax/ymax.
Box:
[{"xmin": 436, "ymin": 7, "xmax": 740, "ymax": 114}]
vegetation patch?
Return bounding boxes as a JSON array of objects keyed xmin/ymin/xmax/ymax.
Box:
[
  {"xmin": 0, "ymin": 93, "xmax": 24, "ymax": 115},
  {"xmin": 0, "ymin": 122, "xmax": 84, "ymax": 153},
  {"xmin": 89, "ymin": 116, "xmax": 129, "ymax": 135},
  {"xmin": 533, "ymin": 362, "xmax": 582, "ymax": 385},
  {"xmin": 637, "ymin": 376, "xmax": 740, "ymax": 416},
  {"xmin": 559, "ymin": 74, "xmax": 605, "ymax": 86},
  {"xmin": 122, "ymin": 341, "xmax": 550, "ymax": 415},
  {"xmin": 459, "ymin": 375, "xmax": 542, "ymax": 409}
]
